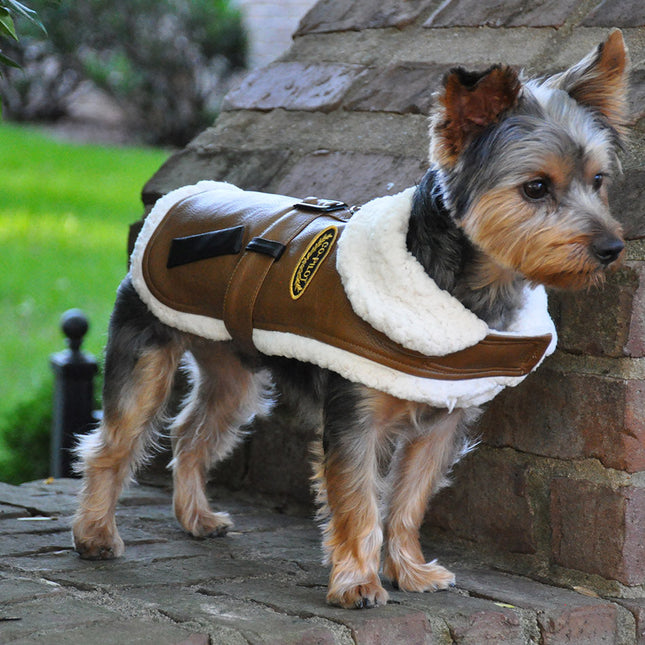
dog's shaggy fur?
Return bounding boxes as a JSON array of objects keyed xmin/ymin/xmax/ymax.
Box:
[{"xmin": 73, "ymin": 31, "xmax": 629, "ymax": 609}]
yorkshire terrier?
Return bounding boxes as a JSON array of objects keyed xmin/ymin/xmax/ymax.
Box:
[{"xmin": 73, "ymin": 30, "xmax": 629, "ymax": 609}]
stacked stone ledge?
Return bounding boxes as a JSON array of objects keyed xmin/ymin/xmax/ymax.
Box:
[{"xmin": 136, "ymin": 0, "xmax": 645, "ymax": 614}]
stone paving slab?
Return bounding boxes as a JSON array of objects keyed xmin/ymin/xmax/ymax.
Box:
[{"xmin": 0, "ymin": 479, "xmax": 639, "ymax": 644}]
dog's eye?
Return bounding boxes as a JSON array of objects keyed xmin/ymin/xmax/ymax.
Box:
[
  {"xmin": 592, "ymin": 173, "xmax": 604, "ymax": 191},
  {"xmin": 522, "ymin": 179, "xmax": 549, "ymax": 201}
]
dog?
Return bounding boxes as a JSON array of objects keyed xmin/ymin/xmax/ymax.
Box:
[{"xmin": 72, "ymin": 30, "xmax": 629, "ymax": 609}]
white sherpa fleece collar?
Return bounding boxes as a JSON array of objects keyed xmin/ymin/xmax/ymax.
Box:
[{"xmin": 336, "ymin": 188, "xmax": 557, "ymax": 358}]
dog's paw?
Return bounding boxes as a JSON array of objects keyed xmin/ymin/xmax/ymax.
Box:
[
  {"xmin": 181, "ymin": 510, "xmax": 233, "ymax": 538},
  {"xmin": 327, "ymin": 580, "xmax": 389, "ymax": 609},
  {"xmin": 383, "ymin": 556, "xmax": 455, "ymax": 592},
  {"xmin": 72, "ymin": 526, "xmax": 125, "ymax": 560}
]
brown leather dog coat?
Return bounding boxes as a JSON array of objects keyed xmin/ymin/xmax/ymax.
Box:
[{"xmin": 132, "ymin": 182, "xmax": 552, "ymax": 403}]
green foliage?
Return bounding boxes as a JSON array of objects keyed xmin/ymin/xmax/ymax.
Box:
[
  {"xmin": 0, "ymin": 122, "xmax": 168, "ymax": 482},
  {"xmin": 0, "ymin": 378, "xmax": 52, "ymax": 484},
  {"xmin": 0, "ymin": 1, "xmax": 44, "ymax": 74},
  {"xmin": 0, "ymin": 0, "xmax": 247, "ymax": 145}
]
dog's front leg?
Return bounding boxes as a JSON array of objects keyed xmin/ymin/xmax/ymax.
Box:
[
  {"xmin": 382, "ymin": 408, "xmax": 469, "ymax": 592},
  {"xmin": 317, "ymin": 381, "xmax": 388, "ymax": 609}
]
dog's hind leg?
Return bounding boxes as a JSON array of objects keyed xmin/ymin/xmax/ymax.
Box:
[
  {"xmin": 382, "ymin": 407, "xmax": 474, "ymax": 592},
  {"xmin": 170, "ymin": 341, "xmax": 273, "ymax": 538},
  {"xmin": 73, "ymin": 277, "xmax": 183, "ymax": 560}
]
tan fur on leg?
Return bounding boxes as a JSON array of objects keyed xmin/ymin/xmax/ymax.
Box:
[
  {"xmin": 73, "ymin": 348, "xmax": 181, "ymax": 559},
  {"xmin": 171, "ymin": 342, "xmax": 273, "ymax": 537},
  {"xmin": 314, "ymin": 391, "xmax": 392, "ymax": 609},
  {"xmin": 382, "ymin": 409, "xmax": 469, "ymax": 591},
  {"xmin": 322, "ymin": 452, "xmax": 389, "ymax": 609}
]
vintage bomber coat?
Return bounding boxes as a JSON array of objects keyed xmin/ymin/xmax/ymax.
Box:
[{"xmin": 130, "ymin": 181, "xmax": 556, "ymax": 410}]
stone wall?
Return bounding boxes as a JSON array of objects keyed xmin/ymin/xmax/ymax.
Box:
[{"xmin": 138, "ymin": 0, "xmax": 645, "ymax": 598}]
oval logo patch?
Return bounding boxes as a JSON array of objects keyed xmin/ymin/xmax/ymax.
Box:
[{"xmin": 290, "ymin": 227, "xmax": 338, "ymax": 300}]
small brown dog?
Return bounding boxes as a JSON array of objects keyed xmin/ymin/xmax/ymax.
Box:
[{"xmin": 73, "ymin": 31, "xmax": 629, "ymax": 608}]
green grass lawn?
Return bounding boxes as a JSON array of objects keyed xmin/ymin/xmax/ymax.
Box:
[{"xmin": 0, "ymin": 122, "xmax": 169, "ymax": 480}]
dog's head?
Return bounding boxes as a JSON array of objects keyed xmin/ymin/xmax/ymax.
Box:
[{"xmin": 428, "ymin": 30, "xmax": 630, "ymax": 290}]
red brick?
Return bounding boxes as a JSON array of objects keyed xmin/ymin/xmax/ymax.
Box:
[
  {"xmin": 274, "ymin": 151, "xmax": 427, "ymax": 206},
  {"xmin": 480, "ymin": 367, "xmax": 645, "ymax": 474},
  {"xmin": 623, "ymin": 488, "xmax": 645, "ymax": 584},
  {"xmin": 222, "ymin": 62, "xmax": 366, "ymax": 113},
  {"xmin": 456, "ymin": 567, "xmax": 623, "ymax": 645},
  {"xmin": 615, "ymin": 598, "xmax": 645, "ymax": 645},
  {"xmin": 539, "ymin": 604, "xmax": 620, "ymax": 645},
  {"xmin": 424, "ymin": 0, "xmax": 578, "ymax": 28},
  {"xmin": 343, "ymin": 610, "xmax": 433, "ymax": 645},
  {"xmin": 344, "ymin": 63, "xmax": 449, "ymax": 115},
  {"xmin": 581, "ymin": 0, "xmax": 645, "ymax": 26},
  {"xmin": 404, "ymin": 590, "xmax": 529, "ymax": 644},
  {"xmin": 609, "ymin": 169, "xmax": 645, "ymax": 240},
  {"xmin": 550, "ymin": 479, "xmax": 645, "ymax": 585},
  {"xmin": 425, "ymin": 449, "xmax": 536, "ymax": 554},
  {"xmin": 296, "ymin": 0, "xmax": 437, "ymax": 35},
  {"xmin": 550, "ymin": 261, "xmax": 645, "ymax": 358},
  {"xmin": 449, "ymin": 608, "xmax": 522, "ymax": 644}
]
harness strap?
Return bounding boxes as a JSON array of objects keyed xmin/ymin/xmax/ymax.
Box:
[{"xmin": 222, "ymin": 198, "xmax": 351, "ymax": 354}]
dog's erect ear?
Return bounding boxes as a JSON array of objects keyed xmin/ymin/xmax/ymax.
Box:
[
  {"xmin": 430, "ymin": 65, "xmax": 521, "ymax": 167},
  {"xmin": 548, "ymin": 29, "xmax": 630, "ymax": 135}
]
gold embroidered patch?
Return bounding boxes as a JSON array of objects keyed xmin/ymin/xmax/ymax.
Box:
[{"xmin": 290, "ymin": 227, "xmax": 338, "ymax": 300}]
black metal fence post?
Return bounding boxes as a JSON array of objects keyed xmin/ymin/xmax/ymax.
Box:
[{"xmin": 50, "ymin": 309, "xmax": 98, "ymax": 478}]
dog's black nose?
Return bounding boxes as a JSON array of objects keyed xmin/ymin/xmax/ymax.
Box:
[{"xmin": 591, "ymin": 236, "xmax": 624, "ymax": 266}]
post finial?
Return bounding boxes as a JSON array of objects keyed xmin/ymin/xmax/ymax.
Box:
[{"xmin": 60, "ymin": 309, "xmax": 89, "ymax": 353}]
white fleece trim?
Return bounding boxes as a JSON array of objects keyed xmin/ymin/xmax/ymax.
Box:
[
  {"xmin": 253, "ymin": 328, "xmax": 524, "ymax": 410},
  {"xmin": 337, "ymin": 187, "xmax": 489, "ymax": 356},
  {"xmin": 495, "ymin": 283, "xmax": 558, "ymax": 356},
  {"xmin": 336, "ymin": 187, "xmax": 557, "ymax": 357},
  {"xmin": 130, "ymin": 182, "xmax": 557, "ymax": 410},
  {"xmin": 253, "ymin": 280, "xmax": 556, "ymax": 410}
]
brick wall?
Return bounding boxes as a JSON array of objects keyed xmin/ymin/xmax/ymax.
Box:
[{"xmin": 139, "ymin": 0, "xmax": 645, "ymax": 597}]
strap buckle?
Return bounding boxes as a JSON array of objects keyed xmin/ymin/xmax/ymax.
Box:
[{"xmin": 295, "ymin": 197, "xmax": 348, "ymax": 213}]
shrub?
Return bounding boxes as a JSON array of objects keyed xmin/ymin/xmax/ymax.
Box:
[
  {"xmin": 0, "ymin": 0, "xmax": 247, "ymax": 145},
  {"xmin": 0, "ymin": 378, "xmax": 52, "ymax": 484}
]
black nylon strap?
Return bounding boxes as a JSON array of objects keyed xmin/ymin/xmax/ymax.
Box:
[
  {"xmin": 167, "ymin": 225, "xmax": 245, "ymax": 268},
  {"xmin": 246, "ymin": 237, "xmax": 286, "ymax": 259}
]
